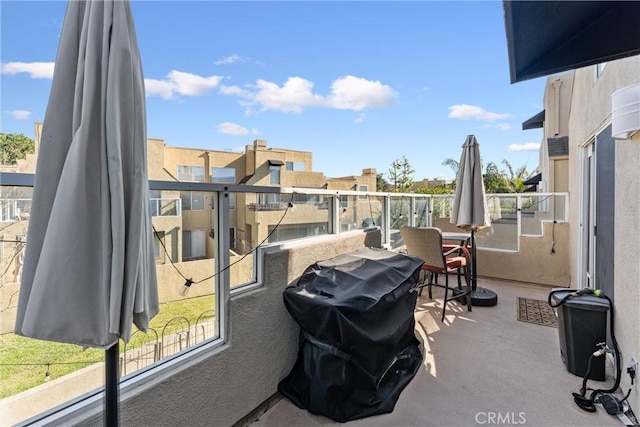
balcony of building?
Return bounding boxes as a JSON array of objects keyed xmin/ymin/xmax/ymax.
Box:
[{"xmin": 0, "ymin": 173, "xmax": 631, "ymax": 426}]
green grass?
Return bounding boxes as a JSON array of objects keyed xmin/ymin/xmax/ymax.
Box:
[{"xmin": 0, "ymin": 295, "xmax": 215, "ymax": 399}]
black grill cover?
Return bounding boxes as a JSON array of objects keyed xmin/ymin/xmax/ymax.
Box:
[{"xmin": 278, "ymin": 247, "xmax": 424, "ymax": 422}]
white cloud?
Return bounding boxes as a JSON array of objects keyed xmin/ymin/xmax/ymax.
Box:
[
  {"xmin": 216, "ymin": 122, "xmax": 259, "ymax": 136},
  {"xmin": 354, "ymin": 113, "xmax": 366, "ymax": 124},
  {"xmin": 145, "ymin": 70, "xmax": 223, "ymax": 99},
  {"xmin": 1, "ymin": 61, "xmax": 55, "ymax": 79},
  {"xmin": 326, "ymin": 75, "xmax": 398, "ymax": 111},
  {"xmin": 497, "ymin": 123, "xmax": 512, "ymax": 131},
  {"xmin": 5, "ymin": 110, "xmax": 31, "ymax": 119},
  {"xmin": 215, "ymin": 54, "xmax": 245, "ymax": 65},
  {"xmin": 219, "ymin": 85, "xmax": 253, "ymax": 98},
  {"xmin": 251, "ymin": 77, "xmax": 326, "ymax": 113},
  {"xmin": 223, "ymin": 75, "xmax": 397, "ymax": 114},
  {"xmin": 508, "ymin": 142, "xmax": 540, "ymax": 152},
  {"xmin": 144, "ymin": 79, "xmax": 175, "ymax": 99},
  {"xmin": 168, "ymin": 71, "xmax": 223, "ymax": 96},
  {"xmin": 448, "ymin": 104, "xmax": 511, "ymax": 121}
]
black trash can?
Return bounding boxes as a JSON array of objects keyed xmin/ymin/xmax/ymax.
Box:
[
  {"xmin": 279, "ymin": 247, "xmax": 424, "ymax": 423},
  {"xmin": 550, "ymin": 288, "xmax": 610, "ymax": 381}
]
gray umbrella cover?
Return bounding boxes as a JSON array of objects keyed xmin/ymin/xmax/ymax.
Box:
[
  {"xmin": 450, "ymin": 135, "xmax": 491, "ymax": 231},
  {"xmin": 15, "ymin": 0, "xmax": 158, "ymax": 349}
]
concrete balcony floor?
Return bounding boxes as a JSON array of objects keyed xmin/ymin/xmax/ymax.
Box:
[{"xmin": 251, "ymin": 278, "xmax": 619, "ymax": 427}]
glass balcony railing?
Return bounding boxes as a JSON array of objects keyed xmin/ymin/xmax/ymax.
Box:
[
  {"xmin": 149, "ymin": 198, "xmax": 181, "ymax": 217},
  {"xmin": 0, "ymin": 171, "xmax": 569, "ymax": 425}
]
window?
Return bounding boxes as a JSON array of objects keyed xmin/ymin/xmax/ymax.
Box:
[
  {"xmin": 269, "ymin": 165, "xmax": 281, "ymax": 185},
  {"xmin": 258, "ymin": 193, "xmax": 282, "ymax": 205},
  {"xmin": 182, "ymin": 229, "xmax": 206, "ymax": 259},
  {"xmin": 285, "ymin": 161, "xmax": 305, "ymax": 171},
  {"xmin": 180, "ymin": 191, "xmax": 205, "ymax": 211},
  {"xmin": 230, "ymin": 227, "xmax": 236, "ymax": 250},
  {"xmin": 293, "ymin": 193, "xmax": 319, "ymax": 205},
  {"xmin": 229, "ymin": 193, "xmax": 236, "ymax": 210},
  {"xmin": 211, "ymin": 167, "xmax": 235, "ymax": 183},
  {"xmin": 149, "ymin": 190, "xmax": 161, "ymax": 216},
  {"xmin": 340, "ymin": 195, "xmax": 350, "ymax": 209},
  {"xmin": 358, "ymin": 185, "xmax": 368, "ymax": 200},
  {"xmin": 153, "ymin": 231, "xmax": 165, "ymax": 264},
  {"xmin": 177, "ymin": 165, "xmax": 205, "ymax": 182},
  {"xmin": 267, "ymin": 223, "xmax": 328, "ymax": 243}
]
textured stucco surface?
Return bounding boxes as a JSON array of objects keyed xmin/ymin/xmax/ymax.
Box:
[
  {"xmin": 477, "ymin": 222, "xmax": 570, "ymax": 286},
  {"xmin": 76, "ymin": 230, "xmax": 382, "ymax": 427},
  {"xmin": 567, "ymin": 57, "xmax": 640, "ymax": 417},
  {"xmin": 614, "ymin": 133, "xmax": 640, "ymax": 416}
]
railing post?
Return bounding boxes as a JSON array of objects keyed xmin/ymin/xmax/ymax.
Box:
[
  {"xmin": 383, "ymin": 195, "xmax": 391, "ymax": 247},
  {"xmin": 516, "ymin": 194, "xmax": 522, "ymax": 251},
  {"xmin": 331, "ymin": 193, "xmax": 340, "ymax": 234}
]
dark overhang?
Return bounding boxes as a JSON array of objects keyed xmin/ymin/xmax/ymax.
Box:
[
  {"xmin": 523, "ymin": 173, "xmax": 542, "ymax": 186},
  {"xmin": 522, "ymin": 110, "xmax": 545, "ymax": 130},
  {"xmin": 504, "ymin": 1, "xmax": 640, "ymax": 83},
  {"xmin": 268, "ymin": 160, "xmax": 285, "ymax": 166}
]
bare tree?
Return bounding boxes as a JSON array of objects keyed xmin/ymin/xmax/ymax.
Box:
[{"xmin": 387, "ymin": 156, "xmax": 415, "ymax": 193}]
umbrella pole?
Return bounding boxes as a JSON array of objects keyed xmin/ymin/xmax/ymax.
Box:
[
  {"xmin": 468, "ymin": 229, "xmax": 499, "ymax": 306},
  {"xmin": 471, "ymin": 229, "xmax": 477, "ymax": 291},
  {"xmin": 105, "ymin": 342, "xmax": 120, "ymax": 426}
]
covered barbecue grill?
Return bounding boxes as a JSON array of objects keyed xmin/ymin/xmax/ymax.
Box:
[{"xmin": 278, "ymin": 247, "xmax": 424, "ymax": 422}]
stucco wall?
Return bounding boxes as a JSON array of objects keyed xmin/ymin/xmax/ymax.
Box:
[
  {"xmin": 477, "ymin": 222, "xmax": 570, "ymax": 286},
  {"xmin": 76, "ymin": 229, "xmax": 382, "ymax": 427},
  {"xmin": 614, "ymin": 132, "xmax": 640, "ymax": 415},
  {"xmin": 567, "ymin": 57, "xmax": 640, "ymax": 416}
]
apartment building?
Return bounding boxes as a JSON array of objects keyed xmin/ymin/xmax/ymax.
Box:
[{"xmin": 3, "ymin": 125, "xmax": 377, "ymax": 273}]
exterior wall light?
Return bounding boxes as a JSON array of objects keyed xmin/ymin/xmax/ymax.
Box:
[{"xmin": 612, "ymin": 83, "xmax": 640, "ymax": 140}]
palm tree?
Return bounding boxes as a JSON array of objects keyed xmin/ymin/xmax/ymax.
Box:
[
  {"xmin": 441, "ymin": 158, "xmax": 459, "ymax": 176},
  {"xmin": 501, "ymin": 159, "xmax": 530, "ymax": 193}
]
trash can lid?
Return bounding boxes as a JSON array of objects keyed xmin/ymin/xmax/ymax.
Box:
[{"xmin": 549, "ymin": 288, "xmax": 610, "ymax": 311}]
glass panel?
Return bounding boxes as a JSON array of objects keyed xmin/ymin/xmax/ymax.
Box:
[
  {"xmin": 477, "ymin": 195, "xmax": 518, "ymax": 251},
  {"xmin": 519, "ymin": 194, "xmax": 567, "ymax": 236},
  {"xmin": 230, "ymin": 192, "xmax": 255, "ymax": 288},
  {"xmin": 339, "ymin": 195, "xmax": 356, "ymax": 232},
  {"xmin": 180, "ymin": 192, "xmax": 192, "ymax": 211},
  {"xmin": 177, "ymin": 165, "xmax": 204, "ymax": 182},
  {"xmin": 260, "ymin": 191, "xmax": 329, "ymax": 244},
  {"xmin": 0, "ymin": 186, "xmax": 219, "ymax": 424},
  {"xmin": 414, "ymin": 197, "xmax": 429, "ymax": 227},
  {"xmin": 285, "ymin": 161, "xmax": 305, "ymax": 171},
  {"xmin": 431, "ymin": 195, "xmax": 454, "ymax": 230},
  {"xmin": 358, "ymin": 185, "xmax": 368, "ymax": 200},
  {"xmin": 210, "ymin": 167, "xmax": 235, "ymax": 183},
  {"xmin": 151, "ymin": 191, "xmax": 180, "ymax": 217},
  {"xmin": 554, "ymin": 194, "xmax": 567, "ymax": 222},
  {"xmin": 181, "ymin": 192, "xmax": 204, "ymax": 211},
  {"xmin": 269, "ymin": 166, "xmax": 281, "ymax": 185},
  {"xmin": 191, "ymin": 192, "xmax": 205, "ymax": 211},
  {"xmin": 389, "ymin": 196, "xmax": 411, "ymax": 249}
]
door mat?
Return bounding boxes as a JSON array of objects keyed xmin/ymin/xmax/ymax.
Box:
[{"xmin": 517, "ymin": 298, "xmax": 557, "ymax": 328}]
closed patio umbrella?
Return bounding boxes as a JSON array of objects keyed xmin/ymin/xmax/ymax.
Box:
[
  {"xmin": 14, "ymin": 0, "xmax": 158, "ymax": 424},
  {"xmin": 450, "ymin": 135, "xmax": 497, "ymax": 306}
]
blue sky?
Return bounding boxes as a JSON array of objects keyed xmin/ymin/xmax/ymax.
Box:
[{"xmin": 1, "ymin": 1, "xmax": 546, "ymax": 181}]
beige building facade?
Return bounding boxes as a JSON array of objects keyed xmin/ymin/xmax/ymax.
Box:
[
  {"xmin": 533, "ymin": 57, "xmax": 640, "ymax": 415},
  {"xmin": 2, "ymin": 127, "xmax": 377, "ymax": 280}
]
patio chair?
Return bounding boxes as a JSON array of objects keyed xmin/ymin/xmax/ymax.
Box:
[{"xmin": 400, "ymin": 226, "xmax": 472, "ymax": 321}]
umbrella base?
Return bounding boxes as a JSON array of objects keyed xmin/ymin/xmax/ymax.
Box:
[{"xmin": 453, "ymin": 286, "xmax": 498, "ymax": 307}]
